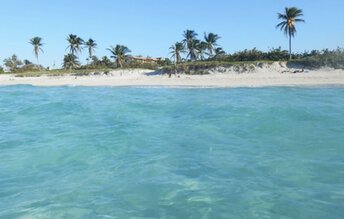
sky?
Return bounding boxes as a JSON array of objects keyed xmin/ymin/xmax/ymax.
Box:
[{"xmin": 1, "ymin": 0, "xmax": 343, "ymax": 68}]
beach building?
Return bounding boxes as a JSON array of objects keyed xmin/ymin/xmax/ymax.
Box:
[{"xmin": 128, "ymin": 56, "xmax": 161, "ymax": 64}]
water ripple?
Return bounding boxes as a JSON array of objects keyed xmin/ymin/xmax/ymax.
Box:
[{"xmin": 0, "ymin": 86, "xmax": 343, "ymax": 218}]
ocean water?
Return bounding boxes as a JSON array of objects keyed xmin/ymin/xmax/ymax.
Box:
[{"xmin": 0, "ymin": 85, "xmax": 343, "ymax": 219}]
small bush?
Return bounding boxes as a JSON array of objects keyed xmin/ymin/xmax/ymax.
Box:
[
  {"xmin": 213, "ymin": 47, "xmax": 289, "ymax": 62},
  {"xmin": 288, "ymin": 48, "xmax": 344, "ymax": 69}
]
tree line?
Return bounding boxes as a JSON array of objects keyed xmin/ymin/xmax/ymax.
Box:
[{"xmin": 1, "ymin": 6, "xmax": 342, "ymax": 73}]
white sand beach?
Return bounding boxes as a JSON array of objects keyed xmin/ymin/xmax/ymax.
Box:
[{"xmin": 0, "ymin": 68, "xmax": 344, "ymax": 88}]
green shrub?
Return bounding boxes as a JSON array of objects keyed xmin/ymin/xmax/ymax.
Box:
[
  {"xmin": 213, "ymin": 47, "xmax": 289, "ymax": 62},
  {"xmin": 288, "ymin": 48, "xmax": 344, "ymax": 69},
  {"xmin": 126, "ymin": 62, "xmax": 159, "ymax": 70}
]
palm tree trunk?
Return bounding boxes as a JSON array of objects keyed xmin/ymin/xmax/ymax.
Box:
[
  {"xmin": 289, "ymin": 33, "xmax": 292, "ymax": 60},
  {"xmin": 37, "ymin": 57, "xmax": 41, "ymax": 70},
  {"xmin": 89, "ymin": 49, "xmax": 92, "ymax": 62},
  {"xmin": 117, "ymin": 59, "xmax": 122, "ymax": 68}
]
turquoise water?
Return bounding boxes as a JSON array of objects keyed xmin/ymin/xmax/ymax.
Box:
[{"xmin": 0, "ymin": 86, "xmax": 343, "ymax": 218}]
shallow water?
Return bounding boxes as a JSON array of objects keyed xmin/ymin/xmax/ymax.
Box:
[{"xmin": 0, "ymin": 86, "xmax": 343, "ymax": 218}]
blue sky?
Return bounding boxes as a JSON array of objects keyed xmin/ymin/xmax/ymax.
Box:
[{"xmin": 1, "ymin": 0, "xmax": 343, "ymax": 67}]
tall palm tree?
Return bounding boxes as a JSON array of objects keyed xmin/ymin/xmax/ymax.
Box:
[
  {"xmin": 188, "ymin": 39, "xmax": 200, "ymax": 61},
  {"xmin": 63, "ymin": 54, "xmax": 80, "ymax": 70},
  {"xmin": 276, "ymin": 7, "xmax": 305, "ymax": 60},
  {"xmin": 169, "ymin": 42, "xmax": 185, "ymax": 65},
  {"xmin": 197, "ymin": 41, "xmax": 208, "ymax": 60},
  {"xmin": 66, "ymin": 34, "xmax": 84, "ymax": 56},
  {"xmin": 85, "ymin": 38, "xmax": 97, "ymax": 59},
  {"xmin": 107, "ymin": 45, "xmax": 131, "ymax": 68},
  {"xmin": 29, "ymin": 37, "xmax": 43, "ymax": 64},
  {"xmin": 204, "ymin": 33, "xmax": 220, "ymax": 57},
  {"xmin": 66, "ymin": 34, "xmax": 77, "ymax": 55},
  {"xmin": 183, "ymin": 30, "xmax": 198, "ymax": 61}
]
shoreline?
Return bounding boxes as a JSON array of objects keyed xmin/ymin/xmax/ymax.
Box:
[{"xmin": 0, "ymin": 69, "xmax": 344, "ymax": 88}]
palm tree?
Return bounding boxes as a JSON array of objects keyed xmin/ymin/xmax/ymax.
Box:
[
  {"xmin": 85, "ymin": 38, "xmax": 97, "ymax": 59},
  {"xmin": 66, "ymin": 34, "xmax": 77, "ymax": 55},
  {"xmin": 29, "ymin": 37, "xmax": 43, "ymax": 64},
  {"xmin": 63, "ymin": 54, "xmax": 80, "ymax": 70},
  {"xmin": 107, "ymin": 45, "xmax": 131, "ymax": 68},
  {"xmin": 183, "ymin": 30, "xmax": 198, "ymax": 61},
  {"xmin": 276, "ymin": 7, "xmax": 305, "ymax": 60},
  {"xmin": 204, "ymin": 33, "xmax": 220, "ymax": 57},
  {"xmin": 197, "ymin": 41, "xmax": 208, "ymax": 60},
  {"xmin": 214, "ymin": 47, "xmax": 226, "ymax": 59},
  {"xmin": 66, "ymin": 34, "xmax": 84, "ymax": 56},
  {"xmin": 169, "ymin": 42, "xmax": 185, "ymax": 65}
]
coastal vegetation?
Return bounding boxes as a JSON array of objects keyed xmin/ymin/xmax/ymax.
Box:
[
  {"xmin": 2, "ymin": 54, "xmax": 43, "ymax": 73},
  {"xmin": 87, "ymin": 56, "xmax": 114, "ymax": 69},
  {"xmin": 288, "ymin": 47, "xmax": 344, "ymax": 69},
  {"xmin": 178, "ymin": 30, "xmax": 222, "ymax": 62},
  {"xmin": 29, "ymin": 37, "xmax": 44, "ymax": 64},
  {"xmin": 1, "ymin": 6, "xmax": 343, "ymax": 75},
  {"xmin": 2, "ymin": 46, "xmax": 343, "ymax": 75},
  {"xmin": 63, "ymin": 54, "xmax": 80, "ymax": 70},
  {"xmin": 204, "ymin": 32, "xmax": 221, "ymax": 57},
  {"xmin": 107, "ymin": 45, "xmax": 131, "ymax": 68},
  {"xmin": 85, "ymin": 39, "xmax": 97, "ymax": 62},
  {"xmin": 3, "ymin": 55, "xmax": 22, "ymax": 72},
  {"xmin": 276, "ymin": 7, "xmax": 305, "ymax": 60},
  {"xmin": 164, "ymin": 47, "xmax": 344, "ymax": 74},
  {"xmin": 170, "ymin": 42, "xmax": 185, "ymax": 65},
  {"xmin": 183, "ymin": 30, "xmax": 198, "ymax": 61},
  {"xmin": 66, "ymin": 34, "xmax": 84, "ymax": 56}
]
